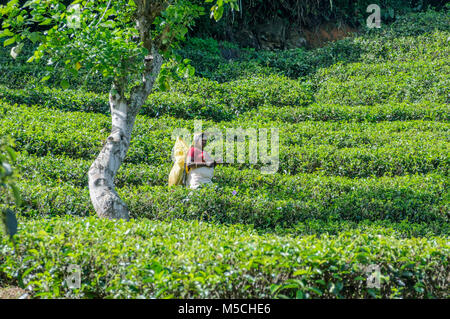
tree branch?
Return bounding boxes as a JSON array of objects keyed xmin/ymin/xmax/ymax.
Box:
[
  {"xmin": 128, "ymin": 0, "xmax": 168, "ymax": 111},
  {"xmin": 95, "ymin": 0, "xmax": 112, "ymax": 27},
  {"xmin": 128, "ymin": 48, "xmax": 163, "ymax": 114}
]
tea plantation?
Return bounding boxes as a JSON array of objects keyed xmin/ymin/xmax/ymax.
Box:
[{"xmin": 0, "ymin": 10, "xmax": 449, "ymax": 298}]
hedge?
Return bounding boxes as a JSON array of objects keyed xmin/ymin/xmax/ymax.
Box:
[
  {"xmin": 4, "ymin": 84, "xmax": 449, "ymax": 124},
  {"xmin": 0, "ymin": 72, "xmax": 313, "ymax": 121},
  {"xmin": 313, "ymin": 58, "xmax": 449, "ymax": 106},
  {"xmin": 2, "ymin": 102, "xmax": 448, "ymax": 177},
  {"xmin": 11, "ymin": 170, "xmax": 448, "ymax": 228},
  {"xmin": 0, "ymin": 217, "xmax": 448, "ymax": 298},
  {"xmin": 245, "ymin": 102, "xmax": 449, "ymax": 123}
]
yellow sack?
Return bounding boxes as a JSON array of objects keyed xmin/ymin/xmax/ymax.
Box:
[{"xmin": 168, "ymin": 136, "xmax": 189, "ymax": 186}]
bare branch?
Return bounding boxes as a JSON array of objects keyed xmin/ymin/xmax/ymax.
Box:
[{"xmin": 95, "ymin": 0, "xmax": 112, "ymax": 27}]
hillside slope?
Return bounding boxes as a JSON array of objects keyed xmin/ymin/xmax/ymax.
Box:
[{"xmin": 0, "ymin": 9, "xmax": 449, "ymax": 298}]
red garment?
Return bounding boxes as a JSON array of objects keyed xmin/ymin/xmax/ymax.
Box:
[{"xmin": 188, "ymin": 147, "xmax": 205, "ymax": 163}]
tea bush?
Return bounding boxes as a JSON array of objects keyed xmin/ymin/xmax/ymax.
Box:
[
  {"xmin": 143, "ymin": 92, "xmax": 234, "ymax": 121},
  {"xmin": 366, "ymin": 8, "xmax": 450, "ymax": 38},
  {"xmin": 171, "ymin": 74, "xmax": 313, "ymax": 115},
  {"xmin": 2, "ymin": 102, "xmax": 448, "ymax": 177},
  {"xmin": 13, "ymin": 177, "xmax": 449, "ymax": 238},
  {"xmin": 1, "ymin": 9, "xmax": 449, "ymax": 299},
  {"xmin": 176, "ymin": 11, "xmax": 449, "ymax": 81},
  {"xmin": 11, "ymin": 171, "xmax": 449, "ymax": 227},
  {"xmin": 2, "ymin": 84, "xmax": 448, "ymax": 125},
  {"xmin": 1, "ymin": 217, "xmax": 448, "ymax": 298},
  {"xmin": 13, "ymin": 153, "xmax": 450, "ymax": 235},
  {"xmin": 352, "ymin": 31, "xmax": 450, "ymax": 64},
  {"xmin": 0, "ymin": 85, "xmax": 109, "ymax": 114},
  {"xmin": 313, "ymin": 59, "xmax": 449, "ymax": 106},
  {"xmin": 245, "ymin": 102, "xmax": 449, "ymax": 123},
  {"xmin": 15, "ymin": 154, "xmax": 168, "ymax": 189},
  {"xmin": 0, "ymin": 72, "xmax": 313, "ymax": 121}
]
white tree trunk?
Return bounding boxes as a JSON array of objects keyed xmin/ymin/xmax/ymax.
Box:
[
  {"xmin": 88, "ymin": 52, "xmax": 162, "ymax": 219},
  {"xmin": 88, "ymin": 0, "xmax": 164, "ymax": 219},
  {"xmin": 88, "ymin": 94, "xmax": 135, "ymax": 220}
]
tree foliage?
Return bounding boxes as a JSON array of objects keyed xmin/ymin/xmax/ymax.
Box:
[{"xmin": 0, "ymin": 0, "xmax": 238, "ymax": 91}]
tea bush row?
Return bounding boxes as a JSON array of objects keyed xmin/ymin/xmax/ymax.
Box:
[
  {"xmin": 14, "ymin": 153, "xmax": 449, "ymax": 232},
  {"xmin": 16, "ymin": 153, "xmax": 167, "ymax": 189},
  {"xmin": 8, "ymin": 175, "xmax": 449, "ymax": 237},
  {"xmin": 177, "ymin": 10, "xmax": 449, "ymax": 81},
  {"xmin": 251, "ymin": 30, "xmax": 450, "ymax": 80},
  {"xmin": 0, "ymin": 72, "xmax": 313, "ymax": 121},
  {"xmin": 4, "ymin": 83, "xmax": 449, "ymax": 124},
  {"xmin": 244, "ymin": 102, "xmax": 449, "ymax": 123},
  {"xmin": 2, "ymin": 102, "xmax": 448, "ymax": 177},
  {"xmin": 3, "ymin": 100, "xmax": 448, "ymax": 152},
  {"xmin": 12, "ymin": 171, "xmax": 449, "ymax": 227},
  {"xmin": 1, "ymin": 217, "xmax": 448, "ymax": 298},
  {"xmin": 313, "ymin": 58, "xmax": 449, "ymax": 106},
  {"xmin": 0, "ymin": 84, "xmax": 233, "ymax": 121},
  {"xmin": 14, "ymin": 153, "xmax": 449, "ymax": 228}
]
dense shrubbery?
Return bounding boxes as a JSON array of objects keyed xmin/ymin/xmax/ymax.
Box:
[
  {"xmin": 0, "ymin": 72, "xmax": 313, "ymax": 121},
  {"xmin": 12, "ymin": 172, "xmax": 448, "ymax": 228},
  {"xmin": 176, "ymin": 37, "xmax": 228, "ymax": 79},
  {"xmin": 245, "ymin": 102, "xmax": 449, "ymax": 123},
  {"xmin": 1, "ymin": 102, "xmax": 448, "ymax": 177},
  {"xmin": 1, "ymin": 9, "xmax": 448, "ymax": 89},
  {"xmin": 313, "ymin": 59, "xmax": 449, "ymax": 106},
  {"xmin": 1, "ymin": 9, "xmax": 449, "ymax": 299},
  {"xmin": 0, "ymin": 217, "xmax": 448, "ymax": 298},
  {"xmin": 191, "ymin": 0, "xmax": 448, "ymax": 36}
]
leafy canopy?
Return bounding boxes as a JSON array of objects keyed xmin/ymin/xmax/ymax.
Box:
[{"xmin": 0, "ymin": 0, "xmax": 238, "ymax": 90}]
